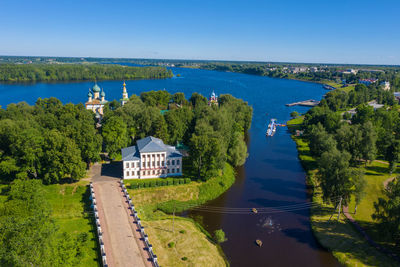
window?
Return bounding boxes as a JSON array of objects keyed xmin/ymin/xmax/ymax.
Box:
[
  {"xmin": 177, "ymin": 160, "xmax": 180, "ymax": 165},
  {"xmin": 147, "ymin": 154, "xmax": 150, "ymax": 158},
  {"xmin": 162, "ymin": 161, "xmax": 164, "ymax": 166},
  {"xmin": 162, "ymin": 170, "xmax": 165, "ymax": 174},
  {"xmin": 147, "ymin": 162, "xmax": 150, "ymax": 167},
  {"xmin": 152, "ymin": 161, "xmax": 155, "ymax": 167},
  {"xmin": 172, "ymin": 169, "xmax": 175, "ymax": 173},
  {"xmin": 172, "ymin": 160, "xmax": 175, "ymax": 165},
  {"xmin": 126, "ymin": 171, "xmax": 129, "ymax": 177},
  {"xmin": 137, "ymin": 162, "xmax": 140, "ymax": 168},
  {"xmin": 167, "ymin": 169, "xmax": 170, "ymax": 173},
  {"xmin": 131, "ymin": 162, "xmax": 134, "ymax": 168},
  {"xmin": 137, "ymin": 171, "xmax": 140, "ymax": 176},
  {"xmin": 167, "ymin": 160, "xmax": 170, "ymax": 165},
  {"xmin": 142, "ymin": 162, "xmax": 145, "ymax": 167},
  {"xmin": 126, "ymin": 163, "xmax": 129, "ymax": 168},
  {"xmin": 152, "ymin": 170, "xmax": 155, "ymax": 175},
  {"xmin": 147, "ymin": 171, "xmax": 150, "ymax": 175},
  {"xmin": 142, "ymin": 171, "xmax": 145, "ymax": 175},
  {"xmin": 177, "ymin": 168, "xmax": 180, "ymax": 173},
  {"xmin": 131, "ymin": 171, "xmax": 134, "ymax": 176},
  {"xmin": 157, "ymin": 161, "xmax": 159, "ymax": 166}
]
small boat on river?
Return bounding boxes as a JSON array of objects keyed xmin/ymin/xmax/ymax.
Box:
[
  {"xmin": 266, "ymin": 119, "xmax": 277, "ymax": 136},
  {"xmin": 255, "ymin": 239, "xmax": 263, "ymax": 247}
]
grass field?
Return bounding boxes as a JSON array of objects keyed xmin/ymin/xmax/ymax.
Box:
[
  {"xmin": 142, "ymin": 218, "xmax": 226, "ymax": 267},
  {"xmin": 290, "ymin": 133, "xmax": 399, "ymax": 266},
  {"xmin": 127, "ymin": 164, "xmax": 235, "ymax": 267},
  {"xmin": 324, "ymin": 81, "xmax": 355, "ymax": 93},
  {"xmin": 42, "ymin": 181, "xmax": 100, "ymax": 267}
]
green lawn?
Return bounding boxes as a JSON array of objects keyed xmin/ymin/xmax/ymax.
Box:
[
  {"xmin": 287, "ymin": 116, "xmax": 304, "ymax": 126},
  {"xmin": 291, "ymin": 136, "xmax": 399, "ymax": 266},
  {"xmin": 42, "ymin": 182, "xmax": 100, "ymax": 267},
  {"xmin": 324, "ymin": 81, "xmax": 355, "ymax": 93},
  {"xmin": 127, "ymin": 164, "xmax": 235, "ymax": 266}
]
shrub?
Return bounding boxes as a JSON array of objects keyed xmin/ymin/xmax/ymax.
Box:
[
  {"xmin": 168, "ymin": 242, "xmax": 175, "ymax": 248},
  {"xmin": 173, "ymin": 179, "xmax": 179, "ymax": 185},
  {"xmin": 179, "ymin": 178, "xmax": 184, "ymax": 184},
  {"xmin": 214, "ymin": 229, "xmax": 227, "ymax": 243},
  {"xmin": 162, "ymin": 180, "xmax": 167, "ymax": 186},
  {"xmin": 179, "ymin": 230, "xmax": 186, "ymax": 234},
  {"xmin": 185, "ymin": 178, "xmax": 191, "ymax": 184},
  {"xmin": 150, "ymin": 181, "xmax": 156, "ymax": 187},
  {"xmin": 167, "ymin": 180, "xmax": 173, "ymax": 186},
  {"xmin": 181, "ymin": 257, "xmax": 188, "ymax": 261}
]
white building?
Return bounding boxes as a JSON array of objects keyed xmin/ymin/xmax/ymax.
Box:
[
  {"xmin": 121, "ymin": 136, "xmax": 183, "ymax": 179},
  {"xmin": 381, "ymin": 81, "xmax": 391, "ymax": 91},
  {"xmin": 121, "ymin": 81, "xmax": 129, "ymax": 106}
]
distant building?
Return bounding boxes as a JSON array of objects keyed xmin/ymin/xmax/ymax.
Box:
[
  {"xmin": 289, "ymin": 67, "xmax": 308, "ymax": 74},
  {"xmin": 381, "ymin": 81, "xmax": 390, "ymax": 91},
  {"xmin": 394, "ymin": 92, "xmax": 400, "ymax": 103},
  {"xmin": 121, "ymin": 136, "xmax": 183, "ymax": 179},
  {"xmin": 85, "ymin": 83, "xmax": 108, "ymax": 118},
  {"xmin": 342, "ymin": 69, "xmax": 357, "ymax": 75},
  {"xmin": 208, "ymin": 90, "xmax": 219, "ymax": 106},
  {"xmin": 121, "ymin": 81, "xmax": 129, "ymax": 106},
  {"xmin": 359, "ymin": 79, "xmax": 378, "ymax": 86}
]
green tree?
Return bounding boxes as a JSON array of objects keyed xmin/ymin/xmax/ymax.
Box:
[
  {"xmin": 102, "ymin": 116, "xmax": 129, "ymax": 159},
  {"xmin": 227, "ymin": 131, "xmax": 248, "ymax": 166},
  {"xmin": 290, "ymin": 111, "xmax": 299, "ymax": 118},
  {"xmin": 360, "ymin": 121, "xmax": 377, "ymax": 165},
  {"xmin": 213, "ymin": 229, "xmax": 227, "ymax": 243},
  {"xmin": 372, "ymin": 178, "xmax": 400, "ymax": 246}
]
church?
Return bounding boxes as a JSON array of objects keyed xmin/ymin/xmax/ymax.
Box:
[
  {"xmin": 85, "ymin": 83, "xmax": 108, "ymax": 117},
  {"xmin": 121, "ymin": 136, "xmax": 183, "ymax": 179}
]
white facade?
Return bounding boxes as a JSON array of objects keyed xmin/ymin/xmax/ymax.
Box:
[{"xmin": 122, "ymin": 137, "xmax": 183, "ymax": 179}]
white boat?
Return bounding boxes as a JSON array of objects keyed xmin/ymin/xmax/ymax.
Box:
[{"xmin": 266, "ymin": 119, "xmax": 277, "ymax": 136}]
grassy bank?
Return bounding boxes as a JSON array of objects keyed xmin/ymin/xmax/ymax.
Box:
[
  {"xmin": 127, "ymin": 163, "xmax": 235, "ymax": 267},
  {"xmin": 42, "ymin": 181, "xmax": 100, "ymax": 267},
  {"xmin": 288, "ymin": 118, "xmax": 398, "ymax": 266}
]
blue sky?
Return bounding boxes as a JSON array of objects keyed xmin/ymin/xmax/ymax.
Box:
[{"xmin": 1, "ymin": 0, "xmax": 399, "ymax": 64}]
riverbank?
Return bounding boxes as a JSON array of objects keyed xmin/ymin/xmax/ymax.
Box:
[
  {"xmin": 126, "ymin": 163, "xmax": 235, "ymax": 266},
  {"xmin": 288, "ymin": 118, "xmax": 399, "ymax": 266}
]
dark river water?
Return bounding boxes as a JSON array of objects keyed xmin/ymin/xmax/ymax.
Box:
[{"xmin": 0, "ymin": 67, "xmax": 340, "ymax": 266}]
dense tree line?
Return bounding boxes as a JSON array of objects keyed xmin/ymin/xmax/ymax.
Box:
[
  {"xmin": 0, "ymin": 98, "xmax": 102, "ymax": 184},
  {"xmin": 0, "ymin": 179, "xmax": 88, "ymax": 266},
  {"xmin": 301, "ymin": 81, "xmax": 400, "ymax": 242},
  {"xmin": 0, "ymin": 64, "xmax": 173, "ymax": 82},
  {"xmin": 101, "ymin": 91, "xmax": 253, "ymax": 179}
]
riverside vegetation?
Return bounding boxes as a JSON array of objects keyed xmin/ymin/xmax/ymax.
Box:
[
  {"xmin": 288, "ymin": 82, "xmax": 400, "ymax": 266},
  {"xmin": 0, "ymin": 90, "xmax": 252, "ymax": 266},
  {"xmin": 0, "ymin": 63, "xmax": 172, "ymax": 82}
]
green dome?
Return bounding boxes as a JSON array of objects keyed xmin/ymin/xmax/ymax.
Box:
[
  {"xmin": 87, "ymin": 91, "xmax": 93, "ymax": 97},
  {"xmin": 92, "ymin": 84, "xmax": 101, "ymax": 92},
  {"xmin": 101, "ymin": 90, "xmax": 105, "ymax": 97}
]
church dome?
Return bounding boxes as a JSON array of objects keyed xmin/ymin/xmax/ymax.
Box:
[
  {"xmin": 92, "ymin": 83, "xmax": 101, "ymax": 92},
  {"xmin": 87, "ymin": 91, "xmax": 93, "ymax": 97},
  {"xmin": 101, "ymin": 90, "xmax": 105, "ymax": 97}
]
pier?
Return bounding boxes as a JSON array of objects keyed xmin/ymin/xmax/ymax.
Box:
[{"xmin": 285, "ymin": 99, "xmax": 320, "ymax": 107}]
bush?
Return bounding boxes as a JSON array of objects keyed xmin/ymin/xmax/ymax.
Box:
[
  {"xmin": 150, "ymin": 181, "xmax": 156, "ymax": 187},
  {"xmin": 179, "ymin": 178, "xmax": 184, "ymax": 184},
  {"xmin": 173, "ymin": 179, "xmax": 179, "ymax": 185},
  {"xmin": 179, "ymin": 230, "xmax": 186, "ymax": 234},
  {"xmin": 214, "ymin": 229, "xmax": 227, "ymax": 243},
  {"xmin": 167, "ymin": 180, "xmax": 173, "ymax": 186},
  {"xmin": 181, "ymin": 257, "xmax": 188, "ymax": 261},
  {"xmin": 185, "ymin": 178, "xmax": 191, "ymax": 184},
  {"xmin": 168, "ymin": 242, "xmax": 175, "ymax": 248}
]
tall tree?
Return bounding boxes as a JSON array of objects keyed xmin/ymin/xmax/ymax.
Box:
[{"xmin": 102, "ymin": 116, "xmax": 129, "ymax": 159}]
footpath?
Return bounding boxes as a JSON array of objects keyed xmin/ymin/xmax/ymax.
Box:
[{"xmin": 91, "ymin": 163, "xmax": 152, "ymax": 267}]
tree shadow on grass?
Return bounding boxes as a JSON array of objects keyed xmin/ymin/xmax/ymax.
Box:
[
  {"xmin": 365, "ymin": 165, "xmax": 389, "ymax": 175},
  {"xmin": 310, "ymin": 201, "xmax": 399, "ymax": 266},
  {"xmin": 81, "ymin": 186, "xmax": 102, "ymax": 266}
]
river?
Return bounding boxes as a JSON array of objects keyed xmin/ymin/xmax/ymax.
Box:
[{"xmin": 0, "ymin": 67, "xmax": 340, "ymax": 266}]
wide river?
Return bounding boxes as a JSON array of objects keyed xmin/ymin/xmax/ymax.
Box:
[{"xmin": 0, "ymin": 67, "xmax": 340, "ymax": 266}]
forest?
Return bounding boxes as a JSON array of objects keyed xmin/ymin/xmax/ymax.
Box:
[
  {"xmin": 101, "ymin": 91, "xmax": 253, "ymax": 179},
  {"xmin": 299, "ymin": 83, "xmax": 400, "ymax": 249},
  {"xmin": 0, "ymin": 64, "xmax": 173, "ymax": 82}
]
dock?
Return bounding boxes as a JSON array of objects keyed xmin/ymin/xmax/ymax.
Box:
[{"xmin": 285, "ymin": 99, "xmax": 320, "ymax": 107}]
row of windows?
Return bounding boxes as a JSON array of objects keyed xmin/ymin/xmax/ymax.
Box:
[
  {"xmin": 126, "ymin": 159, "xmax": 181, "ymax": 169},
  {"xmin": 143, "ymin": 154, "xmax": 165, "ymax": 158},
  {"xmin": 125, "ymin": 168, "xmax": 181, "ymax": 177}
]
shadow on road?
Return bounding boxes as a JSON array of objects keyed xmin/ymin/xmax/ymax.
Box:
[{"xmin": 101, "ymin": 161, "xmax": 123, "ymax": 179}]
